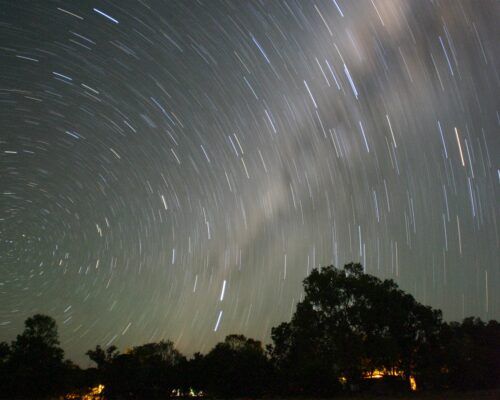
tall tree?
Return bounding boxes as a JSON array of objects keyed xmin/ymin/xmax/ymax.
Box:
[
  {"xmin": 270, "ymin": 264, "xmax": 443, "ymax": 393},
  {"xmin": 7, "ymin": 314, "xmax": 66, "ymax": 398}
]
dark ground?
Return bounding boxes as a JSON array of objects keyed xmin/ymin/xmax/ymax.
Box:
[{"xmin": 323, "ymin": 389, "xmax": 500, "ymax": 399}]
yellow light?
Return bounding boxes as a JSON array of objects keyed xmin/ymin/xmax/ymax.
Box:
[
  {"xmin": 65, "ymin": 384, "xmax": 105, "ymax": 400},
  {"xmin": 346, "ymin": 368, "xmax": 417, "ymax": 391},
  {"xmin": 369, "ymin": 368, "xmax": 385, "ymax": 379},
  {"xmin": 409, "ymin": 376, "xmax": 417, "ymax": 391},
  {"xmin": 364, "ymin": 368, "xmax": 403, "ymax": 379}
]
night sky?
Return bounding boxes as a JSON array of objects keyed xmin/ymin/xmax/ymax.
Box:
[{"xmin": 1, "ymin": 0, "xmax": 498, "ymax": 366}]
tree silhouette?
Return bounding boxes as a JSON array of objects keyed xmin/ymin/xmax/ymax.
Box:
[
  {"xmin": 177, "ymin": 351, "xmax": 205, "ymax": 395},
  {"xmin": 86, "ymin": 344, "xmax": 119, "ymax": 370},
  {"xmin": 269, "ymin": 263, "xmax": 443, "ymax": 393},
  {"xmin": 4, "ymin": 314, "xmax": 67, "ymax": 398},
  {"xmin": 202, "ymin": 334, "xmax": 274, "ymax": 397},
  {"xmin": 1, "ymin": 266, "xmax": 498, "ymax": 398},
  {"xmin": 435, "ymin": 318, "xmax": 500, "ymax": 390},
  {"xmin": 0, "ymin": 341, "xmax": 10, "ymax": 396},
  {"xmin": 87, "ymin": 340, "xmax": 185, "ymax": 399}
]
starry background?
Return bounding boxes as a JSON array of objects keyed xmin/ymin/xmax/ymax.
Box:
[{"xmin": 0, "ymin": 0, "xmax": 498, "ymax": 366}]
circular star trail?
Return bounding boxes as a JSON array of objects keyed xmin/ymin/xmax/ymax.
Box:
[{"xmin": 1, "ymin": 0, "xmax": 498, "ymax": 365}]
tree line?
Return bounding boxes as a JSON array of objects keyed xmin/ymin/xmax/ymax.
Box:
[{"xmin": 0, "ymin": 263, "xmax": 498, "ymax": 399}]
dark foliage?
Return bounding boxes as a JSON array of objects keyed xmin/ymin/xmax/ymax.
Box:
[
  {"xmin": 436, "ymin": 318, "xmax": 500, "ymax": 390},
  {"xmin": 1, "ymin": 264, "xmax": 498, "ymax": 399},
  {"xmin": 0, "ymin": 314, "xmax": 79, "ymax": 399},
  {"xmin": 87, "ymin": 340, "xmax": 185, "ymax": 399},
  {"xmin": 198, "ymin": 334, "xmax": 274, "ymax": 397},
  {"xmin": 269, "ymin": 263, "xmax": 444, "ymax": 394}
]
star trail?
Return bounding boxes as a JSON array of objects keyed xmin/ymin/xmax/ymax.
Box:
[{"xmin": 0, "ymin": 0, "xmax": 498, "ymax": 365}]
